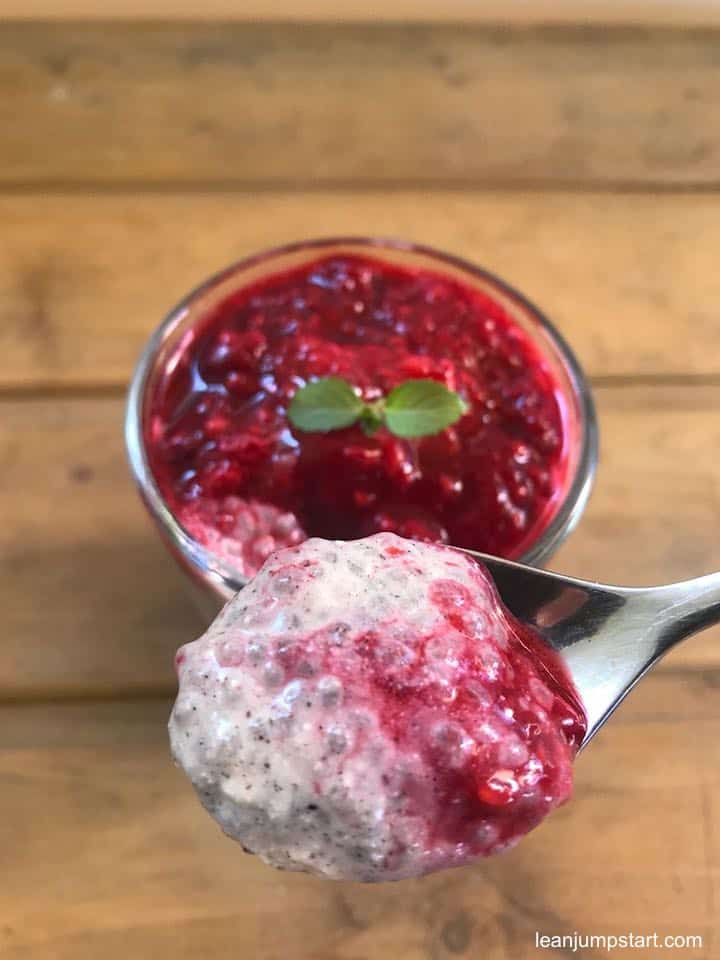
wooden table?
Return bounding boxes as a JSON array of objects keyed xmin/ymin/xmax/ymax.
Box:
[{"xmin": 1, "ymin": 22, "xmax": 719, "ymax": 959}]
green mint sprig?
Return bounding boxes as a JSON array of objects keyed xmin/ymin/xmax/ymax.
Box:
[{"xmin": 288, "ymin": 377, "xmax": 469, "ymax": 438}]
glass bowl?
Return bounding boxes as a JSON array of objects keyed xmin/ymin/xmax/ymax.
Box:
[{"xmin": 126, "ymin": 237, "xmax": 598, "ymax": 614}]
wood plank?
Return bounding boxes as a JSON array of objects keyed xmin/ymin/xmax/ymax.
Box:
[
  {"xmin": 4, "ymin": 190, "xmax": 720, "ymax": 388},
  {"xmin": 0, "ymin": 396, "xmax": 206, "ymax": 700},
  {"xmin": 2, "ymin": 383, "xmax": 720, "ymax": 701},
  {"xmin": 0, "ymin": 676, "xmax": 716, "ymax": 959},
  {"xmin": 6, "ymin": 1, "xmax": 720, "ymax": 25},
  {"xmin": 2, "ymin": 23, "xmax": 720, "ymax": 187}
]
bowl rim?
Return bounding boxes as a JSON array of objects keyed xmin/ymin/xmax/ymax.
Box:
[{"xmin": 125, "ymin": 235, "xmax": 598, "ymax": 592}]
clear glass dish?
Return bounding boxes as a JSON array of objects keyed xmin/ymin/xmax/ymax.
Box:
[{"xmin": 126, "ymin": 237, "xmax": 598, "ymax": 611}]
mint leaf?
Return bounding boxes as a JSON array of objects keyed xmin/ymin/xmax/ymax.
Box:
[
  {"xmin": 384, "ymin": 379, "xmax": 468, "ymax": 438},
  {"xmin": 288, "ymin": 377, "xmax": 364, "ymax": 432},
  {"xmin": 287, "ymin": 376, "xmax": 468, "ymax": 438}
]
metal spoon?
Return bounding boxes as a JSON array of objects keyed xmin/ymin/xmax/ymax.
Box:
[{"xmin": 459, "ymin": 549, "xmax": 720, "ymax": 747}]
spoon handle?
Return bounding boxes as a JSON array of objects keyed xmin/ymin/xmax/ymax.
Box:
[{"xmin": 649, "ymin": 571, "xmax": 720, "ymax": 649}]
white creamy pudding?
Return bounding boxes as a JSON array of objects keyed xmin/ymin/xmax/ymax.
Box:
[{"xmin": 170, "ymin": 533, "xmax": 584, "ymax": 881}]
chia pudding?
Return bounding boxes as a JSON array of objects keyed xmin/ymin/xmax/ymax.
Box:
[{"xmin": 170, "ymin": 533, "xmax": 586, "ymax": 882}]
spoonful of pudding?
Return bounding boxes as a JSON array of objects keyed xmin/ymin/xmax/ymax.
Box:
[{"xmin": 170, "ymin": 532, "xmax": 715, "ymax": 881}]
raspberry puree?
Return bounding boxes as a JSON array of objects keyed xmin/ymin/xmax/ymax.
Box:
[
  {"xmin": 146, "ymin": 254, "xmax": 570, "ymax": 577},
  {"xmin": 170, "ymin": 533, "xmax": 586, "ymax": 881}
]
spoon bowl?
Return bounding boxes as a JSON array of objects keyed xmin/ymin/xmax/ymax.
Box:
[{"xmin": 459, "ymin": 549, "xmax": 720, "ymax": 746}]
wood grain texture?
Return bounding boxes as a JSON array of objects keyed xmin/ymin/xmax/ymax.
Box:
[
  {"xmin": 6, "ymin": 1, "xmax": 720, "ymax": 25},
  {"xmin": 4, "ymin": 190, "xmax": 720, "ymax": 388},
  {"xmin": 1, "ymin": 676, "xmax": 717, "ymax": 959},
  {"xmin": 2, "ymin": 384, "xmax": 720, "ymax": 700},
  {"xmin": 0, "ymin": 396, "xmax": 205, "ymax": 700},
  {"xmin": 2, "ymin": 23, "xmax": 720, "ymax": 187}
]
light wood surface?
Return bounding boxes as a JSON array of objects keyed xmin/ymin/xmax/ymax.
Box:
[
  {"xmin": 2, "ymin": 21, "xmax": 719, "ymax": 960},
  {"xmin": 5, "ymin": 190, "xmax": 720, "ymax": 388},
  {"xmin": 1, "ymin": 676, "xmax": 717, "ymax": 959},
  {"xmin": 3, "ymin": 23, "xmax": 720, "ymax": 188},
  {"xmin": 6, "ymin": 1, "xmax": 720, "ymax": 24}
]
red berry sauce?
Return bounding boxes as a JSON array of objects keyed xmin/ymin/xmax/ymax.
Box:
[
  {"xmin": 263, "ymin": 548, "xmax": 586, "ymax": 861},
  {"xmin": 171, "ymin": 534, "xmax": 586, "ymax": 879},
  {"xmin": 146, "ymin": 254, "xmax": 572, "ymax": 576}
]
